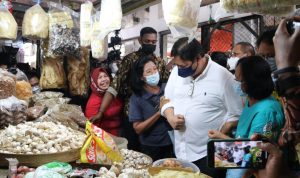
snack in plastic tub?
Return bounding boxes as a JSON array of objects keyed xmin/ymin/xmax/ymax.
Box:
[
  {"xmin": 0, "ymin": 5, "xmax": 17, "ymax": 40},
  {"xmin": 152, "ymin": 158, "xmax": 200, "ymax": 173},
  {"xmin": 22, "ymin": 4, "xmax": 49, "ymax": 40}
]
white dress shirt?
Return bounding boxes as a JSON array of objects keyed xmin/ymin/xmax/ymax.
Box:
[{"xmin": 161, "ymin": 59, "xmax": 243, "ymax": 162}]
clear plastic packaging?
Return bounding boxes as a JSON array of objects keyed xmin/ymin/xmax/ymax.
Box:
[
  {"xmin": 22, "ymin": 4, "xmax": 49, "ymax": 40},
  {"xmin": 0, "ymin": 68, "xmax": 16, "ymax": 99},
  {"xmin": 162, "ymin": 0, "xmax": 201, "ymax": 39},
  {"xmin": 80, "ymin": 1, "xmax": 94, "ymax": 47},
  {"xmin": 48, "ymin": 2, "xmax": 80, "ymax": 58},
  {"xmin": 91, "ymin": 11, "xmax": 108, "ymax": 60},
  {"xmin": 0, "ymin": 5, "xmax": 17, "ymax": 40}
]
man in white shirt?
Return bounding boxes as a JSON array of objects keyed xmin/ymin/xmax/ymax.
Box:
[
  {"xmin": 161, "ymin": 38, "xmax": 243, "ymax": 177},
  {"xmin": 233, "ymin": 146, "xmax": 244, "ymax": 166}
]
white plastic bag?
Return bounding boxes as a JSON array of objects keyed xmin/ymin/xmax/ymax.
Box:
[
  {"xmin": 91, "ymin": 11, "xmax": 108, "ymax": 60},
  {"xmin": 99, "ymin": 0, "xmax": 122, "ymax": 38},
  {"xmin": 162, "ymin": 0, "xmax": 201, "ymax": 39},
  {"xmin": 22, "ymin": 4, "xmax": 49, "ymax": 40},
  {"xmin": 0, "ymin": 6, "xmax": 17, "ymax": 40},
  {"xmin": 80, "ymin": 1, "xmax": 94, "ymax": 47}
]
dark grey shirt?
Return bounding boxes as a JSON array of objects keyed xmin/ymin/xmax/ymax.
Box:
[{"xmin": 128, "ymin": 84, "xmax": 172, "ymax": 147}]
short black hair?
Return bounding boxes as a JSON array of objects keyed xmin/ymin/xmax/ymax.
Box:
[
  {"xmin": 210, "ymin": 51, "xmax": 228, "ymax": 68},
  {"xmin": 171, "ymin": 38, "xmax": 206, "ymax": 61},
  {"xmin": 237, "ymin": 56, "xmax": 274, "ymax": 100},
  {"xmin": 236, "ymin": 42, "xmax": 255, "ymax": 55},
  {"xmin": 256, "ymin": 29, "xmax": 276, "ymax": 47},
  {"xmin": 140, "ymin": 27, "xmax": 157, "ymax": 37},
  {"xmin": 27, "ymin": 70, "xmax": 40, "ymax": 80},
  {"xmin": 130, "ymin": 55, "xmax": 158, "ymax": 96}
]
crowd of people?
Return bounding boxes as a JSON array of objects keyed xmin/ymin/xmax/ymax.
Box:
[{"xmin": 1, "ymin": 15, "xmax": 299, "ymax": 178}]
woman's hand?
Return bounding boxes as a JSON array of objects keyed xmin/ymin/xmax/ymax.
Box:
[
  {"xmin": 208, "ymin": 130, "xmax": 230, "ymax": 139},
  {"xmin": 160, "ymin": 96, "xmax": 170, "ymax": 111},
  {"xmin": 90, "ymin": 111, "xmax": 103, "ymax": 123}
]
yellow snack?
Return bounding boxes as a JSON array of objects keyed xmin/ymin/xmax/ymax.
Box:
[{"xmin": 15, "ymin": 81, "xmax": 33, "ymax": 101}]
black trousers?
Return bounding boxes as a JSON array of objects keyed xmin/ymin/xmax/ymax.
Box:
[
  {"xmin": 120, "ymin": 118, "xmax": 140, "ymax": 151},
  {"xmin": 140, "ymin": 144, "xmax": 174, "ymax": 161},
  {"xmin": 193, "ymin": 156, "xmax": 226, "ymax": 178}
]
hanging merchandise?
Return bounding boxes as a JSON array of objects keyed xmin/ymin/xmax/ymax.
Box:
[
  {"xmin": 40, "ymin": 57, "xmax": 67, "ymax": 89},
  {"xmin": 162, "ymin": 0, "xmax": 201, "ymax": 39},
  {"xmin": 0, "ymin": 69, "xmax": 16, "ymax": 100},
  {"xmin": 80, "ymin": 1, "xmax": 94, "ymax": 47},
  {"xmin": 0, "ymin": 4, "xmax": 17, "ymax": 40},
  {"xmin": 99, "ymin": 0, "xmax": 122, "ymax": 38},
  {"xmin": 67, "ymin": 48, "xmax": 90, "ymax": 96},
  {"xmin": 22, "ymin": 4, "xmax": 49, "ymax": 40},
  {"xmin": 91, "ymin": 11, "xmax": 108, "ymax": 60},
  {"xmin": 221, "ymin": 0, "xmax": 298, "ymax": 16},
  {"xmin": 48, "ymin": 2, "xmax": 80, "ymax": 58}
]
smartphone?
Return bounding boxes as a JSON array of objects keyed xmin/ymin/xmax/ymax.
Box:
[
  {"xmin": 207, "ymin": 139, "xmax": 268, "ymax": 169},
  {"xmin": 287, "ymin": 20, "xmax": 300, "ymax": 35}
]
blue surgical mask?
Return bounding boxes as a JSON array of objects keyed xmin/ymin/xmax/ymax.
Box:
[
  {"xmin": 233, "ymin": 80, "xmax": 246, "ymax": 96},
  {"xmin": 145, "ymin": 72, "xmax": 160, "ymax": 86},
  {"xmin": 178, "ymin": 65, "xmax": 196, "ymax": 78}
]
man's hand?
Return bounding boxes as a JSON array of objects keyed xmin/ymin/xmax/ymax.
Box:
[
  {"xmin": 273, "ymin": 17, "xmax": 300, "ymax": 69},
  {"xmin": 167, "ymin": 114, "xmax": 185, "ymax": 130},
  {"xmin": 208, "ymin": 130, "xmax": 229, "ymax": 139},
  {"xmin": 89, "ymin": 111, "xmax": 104, "ymax": 123}
]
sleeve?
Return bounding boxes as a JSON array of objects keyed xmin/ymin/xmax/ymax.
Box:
[
  {"xmin": 109, "ymin": 54, "xmax": 134, "ymax": 97},
  {"xmin": 161, "ymin": 66, "xmax": 177, "ymax": 116},
  {"xmin": 248, "ymin": 111, "xmax": 275, "ymax": 138},
  {"xmin": 128, "ymin": 95, "xmax": 143, "ymax": 123},
  {"xmin": 223, "ymin": 74, "xmax": 243, "ymax": 122}
]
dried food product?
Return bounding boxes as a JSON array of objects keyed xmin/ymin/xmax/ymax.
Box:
[
  {"xmin": 80, "ymin": 1, "xmax": 94, "ymax": 47},
  {"xmin": 15, "ymin": 81, "xmax": 33, "ymax": 101},
  {"xmin": 37, "ymin": 111, "xmax": 79, "ymax": 130},
  {"xmin": 40, "ymin": 57, "xmax": 66, "ymax": 89},
  {"xmin": 0, "ymin": 69, "xmax": 16, "ymax": 99},
  {"xmin": 0, "ymin": 96, "xmax": 28, "ymax": 129},
  {"xmin": 67, "ymin": 48, "xmax": 90, "ymax": 96},
  {"xmin": 30, "ymin": 91, "xmax": 64, "ymax": 104},
  {"xmin": 120, "ymin": 149, "xmax": 152, "ymax": 169},
  {"xmin": 34, "ymin": 97, "xmax": 71, "ymax": 108},
  {"xmin": 0, "ymin": 121, "xmax": 86, "ymax": 154},
  {"xmin": 22, "ymin": 4, "xmax": 49, "ymax": 40},
  {"xmin": 0, "ymin": 6, "xmax": 17, "ymax": 40},
  {"xmin": 26, "ymin": 106, "xmax": 47, "ymax": 121}
]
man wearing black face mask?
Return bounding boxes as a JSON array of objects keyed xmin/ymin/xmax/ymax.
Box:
[{"xmin": 90, "ymin": 27, "xmax": 169, "ymax": 151}]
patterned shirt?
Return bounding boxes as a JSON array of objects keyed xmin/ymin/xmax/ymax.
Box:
[{"xmin": 107, "ymin": 49, "xmax": 169, "ymax": 116}]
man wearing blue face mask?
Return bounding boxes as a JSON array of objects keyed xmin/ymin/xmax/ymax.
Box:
[
  {"xmin": 161, "ymin": 38, "xmax": 243, "ymax": 177},
  {"xmin": 128, "ymin": 56, "xmax": 173, "ymax": 161}
]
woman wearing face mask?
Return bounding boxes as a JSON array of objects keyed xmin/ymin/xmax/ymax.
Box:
[
  {"xmin": 208, "ymin": 56, "xmax": 285, "ymax": 178},
  {"xmin": 128, "ymin": 55, "xmax": 173, "ymax": 161},
  {"xmin": 85, "ymin": 68, "xmax": 123, "ymax": 136}
]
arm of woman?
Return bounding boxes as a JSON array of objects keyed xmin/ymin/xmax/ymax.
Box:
[{"xmin": 133, "ymin": 112, "xmax": 161, "ymax": 135}]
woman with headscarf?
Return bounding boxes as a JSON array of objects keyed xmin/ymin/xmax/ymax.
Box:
[{"xmin": 85, "ymin": 68, "xmax": 123, "ymax": 136}]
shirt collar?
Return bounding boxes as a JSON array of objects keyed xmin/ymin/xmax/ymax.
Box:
[
  {"xmin": 193, "ymin": 56, "xmax": 212, "ymax": 82},
  {"xmin": 141, "ymin": 84, "xmax": 164, "ymax": 100}
]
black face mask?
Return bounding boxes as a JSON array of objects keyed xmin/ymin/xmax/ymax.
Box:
[{"xmin": 141, "ymin": 44, "xmax": 156, "ymax": 54}]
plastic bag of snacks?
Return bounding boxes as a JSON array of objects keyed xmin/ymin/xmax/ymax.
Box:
[
  {"xmin": 15, "ymin": 81, "xmax": 33, "ymax": 101},
  {"xmin": 99, "ymin": 0, "xmax": 122, "ymax": 37},
  {"xmin": 22, "ymin": 4, "xmax": 49, "ymax": 40},
  {"xmin": 162, "ymin": 0, "xmax": 201, "ymax": 38},
  {"xmin": 48, "ymin": 2, "xmax": 80, "ymax": 58},
  {"xmin": 0, "ymin": 68, "xmax": 16, "ymax": 99},
  {"xmin": 40, "ymin": 57, "xmax": 67, "ymax": 89},
  {"xmin": 67, "ymin": 48, "xmax": 90, "ymax": 96},
  {"xmin": 0, "ymin": 5, "xmax": 17, "ymax": 40},
  {"xmin": 80, "ymin": 121, "xmax": 123, "ymax": 164},
  {"xmin": 80, "ymin": 1, "xmax": 94, "ymax": 47},
  {"xmin": 91, "ymin": 11, "xmax": 108, "ymax": 60}
]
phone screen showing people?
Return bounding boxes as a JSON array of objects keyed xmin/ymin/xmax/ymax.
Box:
[{"xmin": 208, "ymin": 140, "xmax": 268, "ymax": 169}]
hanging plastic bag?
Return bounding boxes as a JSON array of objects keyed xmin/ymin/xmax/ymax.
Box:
[
  {"xmin": 91, "ymin": 11, "xmax": 108, "ymax": 60},
  {"xmin": 80, "ymin": 121, "xmax": 123, "ymax": 164},
  {"xmin": 22, "ymin": 4, "xmax": 49, "ymax": 40},
  {"xmin": 40, "ymin": 57, "xmax": 67, "ymax": 89},
  {"xmin": 48, "ymin": 2, "xmax": 80, "ymax": 58},
  {"xmin": 99, "ymin": 0, "xmax": 122, "ymax": 38},
  {"xmin": 162, "ymin": 0, "xmax": 201, "ymax": 39},
  {"xmin": 0, "ymin": 5, "xmax": 17, "ymax": 40},
  {"xmin": 67, "ymin": 48, "xmax": 90, "ymax": 96},
  {"xmin": 80, "ymin": 1, "xmax": 94, "ymax": 47}
]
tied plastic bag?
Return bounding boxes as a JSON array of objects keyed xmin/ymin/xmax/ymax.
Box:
[
  {"xmin": 80, "ymin": 1, "xmax": 94, "ymax": 47},
  {"xmin": 0, "ymin": 68, "xmax": 16, "ymax": 99},
  {"xmin": 91, "ymin": 11, "xmax": 108, "ymax": 60},
  {"xmin": 162, "ymin": 0, "xmax": 201, "ymax": 39},
  {"xmin": 48, "ymin": 2, "xmax": 80, "ymax": 58},
  {"xmin": 0, "ymin": 5, "xmax": 17, "ymax": 40},
  {"xmin": 80, "ymin": 121, "xmax": 123, "ymax": 164},
  {"xmin": 22, "ymin": 4, "xmax": 49, "ymax": 40},
  {"xmin": 99, "ymin": 0, "xmax": 122, "ymax": 38}
]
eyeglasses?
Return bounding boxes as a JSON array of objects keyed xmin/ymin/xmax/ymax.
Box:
[{"xmin": 188, "ymin": 80, "xmax": 195, "ymax": 96}]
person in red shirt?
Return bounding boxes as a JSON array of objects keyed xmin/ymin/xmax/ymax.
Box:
[{"xmin": 85, "ymin": 68, "xmax": 123, "ymax": 136}]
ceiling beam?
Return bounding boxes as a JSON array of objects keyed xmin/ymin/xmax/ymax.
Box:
[{"xmin": 122, "ymin": 0, "xmax": 160, "ymax": 15}]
